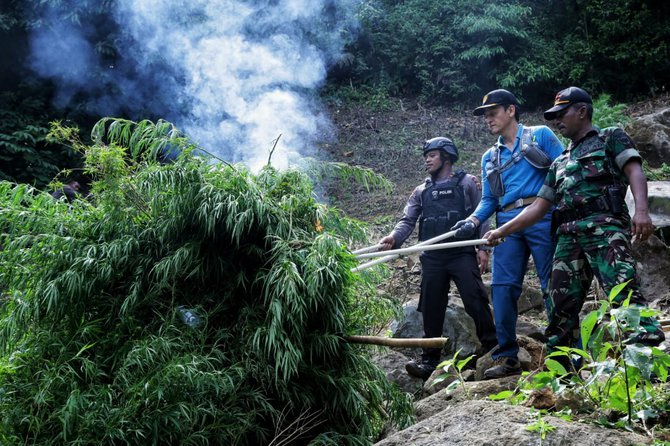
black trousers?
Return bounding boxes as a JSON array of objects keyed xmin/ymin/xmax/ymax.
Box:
[{"xmin": 418, "ymin": 250, "xmax": 497, "ymax": 362}]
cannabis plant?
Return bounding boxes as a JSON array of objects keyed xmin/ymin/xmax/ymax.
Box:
[
  {"xmin": 0, "ymin": 119, "xmax": 412, "ymax": 445},
  {"xmin": 493, "ymin": 282, "xmax": 670, "ymax": 431}
]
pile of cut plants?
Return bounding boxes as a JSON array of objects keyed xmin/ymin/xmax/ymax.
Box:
[{"xmin": 0, "ymin": 119, "xmax": 413, "ymax": 445}]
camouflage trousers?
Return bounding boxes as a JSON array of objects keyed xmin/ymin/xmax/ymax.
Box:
[{"xmin": 545, "ymin": 227, "xmax": 648, "ymax": 350}]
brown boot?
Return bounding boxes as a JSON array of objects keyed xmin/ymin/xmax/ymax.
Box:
[{"xmin": 483, "ymin": 357, "xmax": 521, "ymax": 379}]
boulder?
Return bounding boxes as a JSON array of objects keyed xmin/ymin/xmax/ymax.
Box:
[
  {"xmin": 627, "ymin": 108, "xmax": 670, "ymax": 168},
  {"xmin": 516, "ymin": 316, "xmax": 547, "ymax": 341},
  {"xmin": 624, "ymin": 181, "xmax": 670, "ymax": 309},
  {"xmin": 392, "ymin": 298, "xmax": 481, "ymax": 358},
  {"xmin": 517, "ymin": 335, "xmax": 546, "ymax": 371},
  {"xmin": 375, "ymin": 399, "xmax": 651, "ymax": 446},
  {"xmin": 631, "ymin": 234, "xmax": 670, "ymax": 310},
  {"xmin": 626, "ymin": 181, "xmax": 670, "ymax": 231},
  {"xmin": 369, "ymin": 349, "xmax": 424, "ymax": 395},
  {"xmin": 414, "ymin": 375, "xmax": 520, "ymax": 421}
]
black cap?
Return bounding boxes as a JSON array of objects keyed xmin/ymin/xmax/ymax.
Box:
[
  {"xmin": 543, "ymin": 86, "xmax": 592, "ymax": 120},
  {"xmin": 473, "ymin": 89, "xmax": 520, "ymax": 116}
]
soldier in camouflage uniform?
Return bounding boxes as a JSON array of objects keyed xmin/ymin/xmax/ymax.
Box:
[{"xmin": 483, "ymin": 86, "xmax": 665, "ymax": 360}]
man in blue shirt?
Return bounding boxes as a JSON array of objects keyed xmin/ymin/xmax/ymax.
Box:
[{"xmin": 452, "ymin": 89, "xmax": 564, "ymax": 379}]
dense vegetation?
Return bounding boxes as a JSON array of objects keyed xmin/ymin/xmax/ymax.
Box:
[
  {"xmin": 491, "ymin": 284, "xmax": 670, "ymax": 431},
  {"xmin": 0, "ymin": 119, "xmax": 412, "ymax": 445},
  {"xmin": 0, "ymin": 89, "xmax": 80, "ymax": 188},
  {"xmin": 331, "ymin": 0, "xmax": 670, "ymax": 104}
]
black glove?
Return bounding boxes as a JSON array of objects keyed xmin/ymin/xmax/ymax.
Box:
[{"xmin": 451, "ymin": 219, "xmax": 477, "ymax": 239}]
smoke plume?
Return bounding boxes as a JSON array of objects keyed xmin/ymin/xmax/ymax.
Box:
[{"xmin": 27, "ymin": 0, "xmax": 358, "ymax": 170}]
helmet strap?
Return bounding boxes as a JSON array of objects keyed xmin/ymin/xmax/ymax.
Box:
[{"xmin": 432, "ymin": 155, "xmax": 452, "ymax": 180}]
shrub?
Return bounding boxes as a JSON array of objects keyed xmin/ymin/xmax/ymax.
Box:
[{"xmin": 491, "ymin": 282, "xmax": 670, "ymax": 430}]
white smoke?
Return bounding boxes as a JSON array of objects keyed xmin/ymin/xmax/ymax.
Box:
[
  {"xmin": 28, "ymin": 0, "xmax": 359, "ymax": 171},
  {"xmin": 28, "ymin": 20, "xmax": 99, "ymax": 110}
]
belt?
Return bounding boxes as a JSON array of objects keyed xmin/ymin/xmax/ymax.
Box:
[
  {"xmin": 555, "ymin": 196, "xmax": 612, "ymax": 225},
  {"xmin": 501, "ymin": 197, "xmax": 536, "ymax": 213}
]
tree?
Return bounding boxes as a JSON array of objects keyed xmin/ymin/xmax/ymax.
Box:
[
  {"xmin": 0, "ymin": 89, "xmax": 80, "ymax": 188},
  {"xmin": 332, "ymin": 0, "xmax": 670, "ymax": 105},
  {"xmin": 342, "ymin": 0, "xmax": 532, "ymax": 102}
]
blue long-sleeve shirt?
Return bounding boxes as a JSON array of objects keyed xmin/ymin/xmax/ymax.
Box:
[{"xmin": 472, "ymin": 124, "xmax": 564, "ymax": 223}]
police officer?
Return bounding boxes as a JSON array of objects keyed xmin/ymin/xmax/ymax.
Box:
[
  {"xmin": 451, "ymin": 89, "xmax": 564, "ymax": 379},
  {"xmin": 483, "ymin": 87, "xmax": 665, "ymax": 362},
  {"xmin": 51, "ymin": 180, "xmax": 81, "ymax": 202},
  {"xmin": 378, "ymin": 137, "xmax": 497, "ymax": 379}
]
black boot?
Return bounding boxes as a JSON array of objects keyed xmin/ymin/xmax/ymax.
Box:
[{"xmin": 406, "ymin": 359, "xmax": 439, "ymax": 380}]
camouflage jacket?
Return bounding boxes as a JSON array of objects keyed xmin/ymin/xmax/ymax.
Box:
[{"xmin": 537, "ymin": 127, "xmax": 641, "ymax": 234}]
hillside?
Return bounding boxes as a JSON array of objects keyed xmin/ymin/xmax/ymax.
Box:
[
  {"xmin": 324, "ymin": 96, "xmax": 670, "ymax": 444},
  {"xmin": 325, "ymin": 94, "xmax": 670, "ymax": 227}
]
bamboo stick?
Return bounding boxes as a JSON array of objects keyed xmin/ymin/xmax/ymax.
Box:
[
  {"xmin": 351, "ymin": 230, "xmax": 459, "ymax": 272},
  {"xmin": 355, "ymin": 238, "xmax": 488, "ymax": 260},
  {"xmin": 344, "ymin": 335, "xmax": 448, "ymax": 348}
]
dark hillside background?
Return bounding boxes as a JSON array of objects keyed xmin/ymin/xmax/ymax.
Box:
[{"xmin": 1, "ymin": 0, "xmax": 669, "ymax": 187}]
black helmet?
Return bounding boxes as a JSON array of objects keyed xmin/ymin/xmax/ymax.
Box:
[{"xmin": 423, "ymin": 137, "xmax": 459, "ymax": 163}]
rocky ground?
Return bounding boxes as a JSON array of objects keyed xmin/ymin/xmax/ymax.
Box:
[{"xmin": 323, "ymin": 95, "xmax": 670, "ymax": 445}]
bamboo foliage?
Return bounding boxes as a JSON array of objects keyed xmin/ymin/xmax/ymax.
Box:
[{"xmin": 0, "ymin": 119, "xmax": 411, "ymax": 445}]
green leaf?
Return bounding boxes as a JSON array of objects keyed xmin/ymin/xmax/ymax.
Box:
[
  {"xmin": 611, "ymin": 306, "xmax": 641, "ymax": 333},
  {"xmin": 581, "ymin": 310, "xmax": 599, "ymax": 350},
  {"xmin": 636, "ymin": 409, "xmax": 658, "ymax": 421},
  {"xmin": 456, "ymin": 356, "xmax": 473, "ymax": 371},
  {"xmin": 623, "ymin": 344, "xmax": 653, "ymax": 380},
  {"xmin": 608, "ymin": 279, "xmax": 632, "ymax": 303},
  {"xmin": 545, "ymin": 359, "xmax": 568, "ymax": 375},
  {"xmin": 489, "ymin": 390, "xmax": 514, "ymax": 401},
  {"xmin": 565, "ymin": 348, "xmax": 591, "ymax": 361}
]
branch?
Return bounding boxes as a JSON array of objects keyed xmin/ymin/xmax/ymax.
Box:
[{"xmin": 268, "ymin": 133, "xmax": 282, "ymax": 167}]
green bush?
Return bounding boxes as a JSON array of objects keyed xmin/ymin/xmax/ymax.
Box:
[
  {"xmin": 0, "ymin": 119, "xmax": 412, "ymax": 445},
  {"xmin": 592, "ymin": 94, "xmax": 630, "ymax": 129},
  {"xmin": 492, "ymin": 282, "xmax": 670, "ymax": 430}
]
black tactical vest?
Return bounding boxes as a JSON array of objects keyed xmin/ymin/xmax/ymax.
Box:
[{"xmin": 419, "ymin": 171, "xmax": 473, "ymax": 252}]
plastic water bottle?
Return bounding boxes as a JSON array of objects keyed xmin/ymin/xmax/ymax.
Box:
[{"xmin": 178, "ymin": 306, "xmax": 202, "ymax": 328}]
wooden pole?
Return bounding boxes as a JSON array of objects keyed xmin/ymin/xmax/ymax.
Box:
[{"xmin": 344, "ymin": 335, "xmax": 448, "ymax": 348}]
